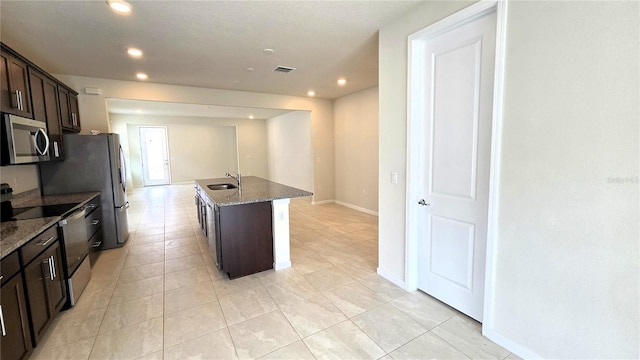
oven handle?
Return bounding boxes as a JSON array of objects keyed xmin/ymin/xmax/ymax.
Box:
[{"xmin": 58, "ymin": 208, "xmax": 86, "ymax": 226}]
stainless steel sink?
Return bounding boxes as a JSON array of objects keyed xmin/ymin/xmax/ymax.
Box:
[{"xmin": 207, "ymin": 183, "xmax": 238, "ymax": 190}]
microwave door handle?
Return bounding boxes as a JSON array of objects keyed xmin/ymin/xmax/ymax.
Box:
[{"xmin": 33, "ymin": 129, "xmax": 50, "ymax": 156}]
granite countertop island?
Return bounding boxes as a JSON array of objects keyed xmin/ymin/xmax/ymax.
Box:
[
  {"xmin": 0, "ymin": 190, "xmax": 100, "ymax": 259},
  {"xmin": 195, "ymin": 176, "xmax": 313, "ymax": 206},
  {"xmin": 195, "ymin": 176, "xmax": 312, "ymax": 276}
]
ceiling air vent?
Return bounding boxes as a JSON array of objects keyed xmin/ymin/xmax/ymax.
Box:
[{"xmin": 273, "ymin": 66, "xmax": 296, "ymax": 73}]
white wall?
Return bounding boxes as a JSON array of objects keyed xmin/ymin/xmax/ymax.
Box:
[
  {"xmin": 334, "ymin": 87, "xmax": 379, "ymax": 214},
  {"xmin": 266, "ymin": 111, "xmax": 313, "ymax": 192},
  {"xmin": 379, "ymin": 0, "xmax": 639, "ymax": 358},
  {"xmin": 110, "ymin": 114, "xmax": 267, "ymax": 188},
  {"xmin": 52, "ymin": 75, "xmax": 334, "ymax": 203},
  {"xmin": 0, "ymin": 165, "xmax": 39, "ymax": 194},
  {"xmin": 489, "ymin": 1, "xmax": 639, "ymax": 358}
]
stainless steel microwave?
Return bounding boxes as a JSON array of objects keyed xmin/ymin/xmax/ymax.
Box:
[{"xmin": 1, "ymin": 114, "xmax": 51, "ymax": 165}]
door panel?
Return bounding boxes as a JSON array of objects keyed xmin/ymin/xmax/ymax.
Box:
[
  {"xmin": 139, "ymin": 127, "xmax": 170, "ymax": 186},
  {"xmin": 431, "ymin": 39, "xmax": 482, "ymax": 200},
  {"xmin": 429, "ymin": 216, "xmax": 475, "ymax": 291},
  {"xmin": 416, "ymin": 10, "xmax": 496, "ymax": 322}
]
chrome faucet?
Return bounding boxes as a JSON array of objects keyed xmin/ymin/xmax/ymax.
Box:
[{"xmin": 225, "ymin": 172, "xmax": 241, "ymax": 189}]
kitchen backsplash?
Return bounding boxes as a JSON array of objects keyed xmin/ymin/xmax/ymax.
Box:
[{"xmin": 0, "ymin": 164, "xmax": 39, "ymax": 194}]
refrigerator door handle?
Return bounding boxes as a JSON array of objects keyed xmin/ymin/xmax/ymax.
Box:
[{"xmin": 117, "ymin": 201, "xmax": 130, "ymax": 210}]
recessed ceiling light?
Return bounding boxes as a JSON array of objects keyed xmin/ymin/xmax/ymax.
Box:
[
  {"xmin": 337, "ymin": 78, "xmax": 347, "ymax": 86},
  {"xmin": 245, "ymin": 67, "xmax": 255, "ymax": 72},
  {"xmin": 127, "ymin": 48, "xmax": 143, "ymax": 58},
  {"xmin": 106, "ymin": 0, "xmax": 131, "ymax": 14},
  {"xmin": 249, "ymin": 115, "xmax": 254, "ymax": 119},
  {"xmin": 307, "ymin": 90, "xmax": 315, "ymax": 97},
  {"xmin": 263, "ymin": 48, "xmax": 275, "ymax": 54},
  {"xmin": 136, "ymin": 73, "xmax": 148, "ymax": 80}
]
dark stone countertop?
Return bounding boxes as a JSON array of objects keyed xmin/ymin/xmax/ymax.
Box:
[
  {"xmin": 195, "ymin": 176, "xmax": 312, "ymax": 207},
  {"xmin": 1, "ymin": 190, "xmax": 100, "ymax": 259}
]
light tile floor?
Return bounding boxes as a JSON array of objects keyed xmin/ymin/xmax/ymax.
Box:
[{"xmin": 31, "ymin": 185, "xmax": 519, "ymax": 360}]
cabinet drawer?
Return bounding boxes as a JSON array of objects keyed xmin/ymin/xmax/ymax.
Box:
[
  {"xmin": 0, "ymin": 250, "xmax": 20, "ymax": 285},
  {"xmin": 85, "ymin": 206, "xmax": 102, "ymax": 238},
  {"xmin": 88, "ymin": 229, "xmax": 103, "ymax": 267},
  {"xmin": 20, "ymin": 225, "xmax": 58, "ymax": 265}
]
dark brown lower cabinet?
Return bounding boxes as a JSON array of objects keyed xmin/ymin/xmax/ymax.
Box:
[
  {"xmin": 23, "ymin": 240, "xmax": 66, "ymax": 346},
  {"xmin": 0, "ymin": 273, "xmax": 32, "ymax": 360},
  {"xmin": 219, "ymin": 202, "xmax": 273, "ymax": 279}
]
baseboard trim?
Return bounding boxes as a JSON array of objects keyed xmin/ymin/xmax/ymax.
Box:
[
  {"xmin": 377, "ymin": 267, "xmax": 406, "ymax": 289},
  {"xmin": 312, "ymin": 199, "xmax": 334, "ymax": 205},
  {"xmin": 273, "ymin": 261, "xmax": 292, "ymax": 270},
  {"xmin": 482, "ymin": 328, "xmax": 542, "ymax": 359},
  {"xmin": 334, "ymin": 200, "xmax": 379, "ymax": 216}
]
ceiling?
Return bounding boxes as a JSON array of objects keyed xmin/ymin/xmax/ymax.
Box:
[{"xmin": 0, "ymin": 0, "xmax": 421, "ymax": 101}]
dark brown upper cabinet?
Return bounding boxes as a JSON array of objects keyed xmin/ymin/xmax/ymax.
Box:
[
  {"xmin": 0, "ymin": 48, "xmax": 32, "ymax": 118},
  {"xmin": 29, "ymin": 68, "xmax": 64, "ymax": 159},
  {"xmin": 58, "ymin": 85, "xmax": 80, "ymax": 133}
]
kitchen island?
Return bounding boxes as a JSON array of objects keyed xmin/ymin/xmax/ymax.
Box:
[{"xmin": 195, "ymin": 176, "xmax": 312, "ymax": 279}]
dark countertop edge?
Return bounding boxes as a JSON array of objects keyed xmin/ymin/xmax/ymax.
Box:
[
  {"xmin": 0, "ymin": 192, "xmax": 101, "ymax": 260},
  {"xmin": 195, "ymin": 176, "xmax": 313, "ymax": 207}
]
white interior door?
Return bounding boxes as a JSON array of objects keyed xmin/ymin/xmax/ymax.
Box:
[
  {"xmin": 140, "ymin": 126, "xmax": 170, "ymax": 186},
  {"xmin": 414, "ymin": 10, "xmax": 496, "ymax": 322}
]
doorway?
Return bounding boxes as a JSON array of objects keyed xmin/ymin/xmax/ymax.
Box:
[
  {"xmin": 405, "ymin": 0, "xmax": 506, "ymax": 323},
  {"xmin": 139, "ymin": 126, "xmax": 170, "ymax": 186}
]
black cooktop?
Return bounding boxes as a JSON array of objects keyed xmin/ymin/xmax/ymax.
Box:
[{"xmin": 1, "ymin": 203, "xmax": 79, "ymax": 222}]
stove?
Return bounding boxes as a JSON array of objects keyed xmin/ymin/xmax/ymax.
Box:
[{"xmin": 1, "ymin": 203, "xmax": 79, "ymax": 222}]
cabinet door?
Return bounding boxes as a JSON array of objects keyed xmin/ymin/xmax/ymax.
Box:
[
  {"xmin": 57, "ymin": 86, "xmax": 72, "ymax": 131},
  {"xmin": 23, "ymin": 252, "xmax": 53, "ymax": 346},
  {"xmin": 47, "ymin": 243, "xmax": 67, "ymax": 313},
  {"xmin": 0, "ymin": 52, "xmax": 12, "ymax": 114},
  {"xmin": 205, "ymin": 202, "xmax": 220, "ymax": 268},
  {"xmin": 5, "ymin": 54, "xmax": 32, "ymax": 118},
  {"xmin": 29, "ymin": 69, "xmax": 63, "ymax": 159},
  {"xmin": 69, "ymin": 94, "xmax": 81, "ymax": 131},
  {"xmin": 0, "ymin": 51, "xmax": 31, "ymax": 117},
  {"xmin": 0, "ymin": 274, "xmax": 33, "ymax": 360},
  {"xmin": 28, "ymin": 69, "xmax": 47, "ymax": 123},
  {"xmin": 43, "ymin": 77, "xmax": 64, "ymax": 158}
]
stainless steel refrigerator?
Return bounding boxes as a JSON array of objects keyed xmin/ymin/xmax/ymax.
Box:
[{"xmin": 39, "ymin": 133, "xmax": 130, "ymax": 249}]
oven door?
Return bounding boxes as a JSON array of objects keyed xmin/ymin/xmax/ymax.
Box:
[{"xmin": 2, "ymin": 114, "xmax": 50, "ymax": 165}]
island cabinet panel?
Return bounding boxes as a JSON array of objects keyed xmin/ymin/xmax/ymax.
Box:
[{"xmin": 219, "ymin": 202, "xmax": 274, "ymax": 279}]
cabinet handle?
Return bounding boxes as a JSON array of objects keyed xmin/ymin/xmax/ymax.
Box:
[
  {"xmin": 92, "ymin": 241, "xmax": 103, "ymax": 248},
  {"xmin": 46, "ymin": 257, "xmax": 54, "ymax": 281},
  {"xmin": 91, "ymin": 219, "xmax": 100, "ymax": 226},
  {"xmin": 14, "ymin": 90, "xmax": 21, "ymax": 110},
  {"xmin": 0, "ymin": 305, "xmax": 6, "ymax": 337},
  {"xmin": 18, "ymin": 90, "xmax": 23, "ymax": 111},
  {"xmin": 84, "ymin": 204, "xmax": 96, "ymax": 209},
  {"xmin": 51, "ymin": 256, "xmax": 56, "ymax": 280},
  {"xmin": 36, "ymin": 236, "xmax": 55, "ymax": 247}
]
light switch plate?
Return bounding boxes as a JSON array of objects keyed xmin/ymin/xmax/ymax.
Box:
[{"xmin": 391, "ymin": 172, "xmax": 398, "ymax": 184}]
